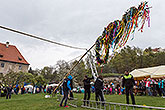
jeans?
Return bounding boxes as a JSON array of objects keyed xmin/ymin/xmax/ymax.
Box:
[
  {"xmin": 146, "ymin": 87, "xmax": 152, "ymax": 96},
  {"xmin": 6, "ymin": 92, "xmax": 11, "ymax": 99},
  {"xmin": 161, "ymin": 88, "xmax": 165, "ymax": 96},
  {"xmin": 60, "ymin": 90, "xmax": 68, "ymax": 106}
]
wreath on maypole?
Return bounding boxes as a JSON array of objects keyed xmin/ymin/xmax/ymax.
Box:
[{"xmin": 95, "ymin": 1, "xmax": 151, "ymax": 65}]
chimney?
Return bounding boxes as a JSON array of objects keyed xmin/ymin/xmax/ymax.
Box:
[{"xmin": 6, "ymin": 42, "xmax": 9, "ymax": 48}]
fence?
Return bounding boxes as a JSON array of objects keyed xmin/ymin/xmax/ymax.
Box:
[
  {"xmin": 56, "ymin": 94, "xmax": 165, "ymax": 110},
  {"xmin": 81, "ymin": 100, "xmax": 165, "ymax": 110},
  {"xmin": 68, "ymin": 97, "xmax": 78, "ymax": 107}
]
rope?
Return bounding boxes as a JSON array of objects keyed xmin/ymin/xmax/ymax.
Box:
[
  {"xmin": 53, "ymin": 43, "xmax": 96, "ymax": 93},
  {"xmin": 0, "ymin": 25, "xmax": 95, "ymax": 94},
  {"xmin": 0, "ymin": 25, "xmax": 87, "ymax": 50}
]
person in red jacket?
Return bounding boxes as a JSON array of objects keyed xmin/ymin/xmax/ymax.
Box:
[{"xmin": 145, "ymin": 78, "xmax": 152, "ymax": 96}]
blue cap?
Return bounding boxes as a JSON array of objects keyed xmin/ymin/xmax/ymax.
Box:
[{"xmin": 68, "ymin": 75, "xmax": 72, "ymax": 80}]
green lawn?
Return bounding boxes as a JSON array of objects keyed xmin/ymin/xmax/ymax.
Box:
[{"xmin": 0, "ymin": 93, "xmax": 165, "ymax": 110}]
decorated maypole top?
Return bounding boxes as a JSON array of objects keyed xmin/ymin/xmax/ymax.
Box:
[{"xmin": 95, "ymin": 1, "xmax": 151, "ymax": 65}]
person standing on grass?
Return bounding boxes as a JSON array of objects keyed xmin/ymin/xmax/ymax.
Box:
[
  {"xmin": 122, "ymin": 71, "xmax": 136, "ymax": 105},
  {"xmin": 60, "ymin": 75, "xmax": 72, "ymax": 108},
  {"xmin": 47, "ymin": 86, "xmax": 52, "ymax": 95},
  {"xmin": 83, "ymin": 75, "xmax": 94, "ymax": 106},
  {"xmin": 145, "ymin": 78, "xmax": 152, "ymax": 96},
  {"xmin": 155, "ymin": 79, "xmax": 161, "ymax": 96},
  {"xmin": 0, "ymin": 85, "xmax": 1, "ymax": 97},
  {"xmin": 6, "ymin": 85, "xmax": 12, "ymax": 99},
  {"xmin": 94, "ymin": 75, "xmax": 105, "ymax": 106},
  {"xmin": 16, "ymin": 86, "xmax": 19, "ymax": 95},
  {"xmin": 160, "ymin": 78, "xmax": 165, "ymax": 97}
]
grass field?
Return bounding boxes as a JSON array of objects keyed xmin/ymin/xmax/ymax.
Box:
[{"xmin": 0, "ymin": 93, "xmax": 165, "ymax": 110}]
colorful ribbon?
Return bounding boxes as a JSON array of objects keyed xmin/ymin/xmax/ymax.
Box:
[{"xmin": 95, "ymin": 1, "xmax": 151, "ymax": 65}]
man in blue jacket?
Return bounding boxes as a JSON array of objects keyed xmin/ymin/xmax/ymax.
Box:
[{"xmin": 60, "ymin": 75, "xmax": 72, "ymax": 108}]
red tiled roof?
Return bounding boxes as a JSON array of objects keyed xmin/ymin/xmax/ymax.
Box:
[
  {"xmin": 0, "ymin": 42, "xmax": 29, "ymax": 65},
  {"xmin": 152, "ymin": 48, "xmax": 159, "ymax": 52}
]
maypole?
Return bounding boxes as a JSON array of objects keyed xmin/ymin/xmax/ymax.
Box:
[
  {"xmin": 0, "ymin": 1, "xmax": 151, "ymax": 97},
  {"xmin": 54, "ymin": 1, "xmax": 151, "ymax": 93},
  {"xmin": 95, "ymin": 1, "xmax": 151, "ymax": 65}
]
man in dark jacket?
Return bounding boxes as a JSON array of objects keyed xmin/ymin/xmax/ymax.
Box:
[
  {"xmin": 83, "ymin": 75, "xmax": 94, "ymax": 106},
  {"xmin": 94, "ymin": 75, "xmax": 104, "ymax": 105},
  {"xmin": 122, "ymin": 71, "xmax": 135, "ymax": 105},
  {"xmin": 6, "ymin": 85, "xmax": 12, "ymax": 99},
  {"xmin": 60, "ymin": 75, "xmax": 72, "ymax": 108}
]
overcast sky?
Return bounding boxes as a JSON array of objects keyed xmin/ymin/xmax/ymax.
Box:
[{"xmin": 0, "ymin": 0, "xmax": 164, "ymax": 69}]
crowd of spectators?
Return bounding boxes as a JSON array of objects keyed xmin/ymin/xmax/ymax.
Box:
[
  {"xmin": 135, "ymin": 78, "xmax": 165, "ymax": 97},
  {"xmin": 103, "ymin": 81, "xmax": 125, "ymax": 95},
  {"xmin": 102, "ymin": 77, "xmax": 165, "ymax": 97},
  {"xmin": 0, "ymin": 83, "xmax": 58, "ymax": 99},
  {"xmin": 1, "ymin": 77, "xmax": 165, "ymax": 99}
]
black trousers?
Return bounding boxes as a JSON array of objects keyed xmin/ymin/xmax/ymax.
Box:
[
  {"xmin": 70, "ymin": 91, "xmax": 74, "ymax": 99},
  {"xmin": 84, "ymin": 89, "xmax": 90, "ymax": 105},
  {"xmin": 6, "ymin": 92, "xmax": 11, "ymax": 99},
  {"xmin": 60, "ymin": 90, "xmax": 68, "ymax": 106},
  {"xmin": 156, "ymin": 85, "xmax": 162, "ymax": 96},
  {"xmin": 95, "ymin": 89, "xmax": 105, "ymax": 105},
  {"xmin": 125, "ymin": 86, "xmax": 135, "ymax": 104}
]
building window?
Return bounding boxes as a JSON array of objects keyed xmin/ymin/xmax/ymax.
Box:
[
  {"xmin": 18, "ymin": 57, "xmax": 22, "ymax": 61},
  {"xmin": 1, "ymin": 63, "xmax": 5, "ymax": 68},
  {"xmin": 19, "ymin": 65, "xmax": 22, "ymax": 70},
  {"xmin": 0, "ymin": 54, "xmax": 3, "ymax": 58}
]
